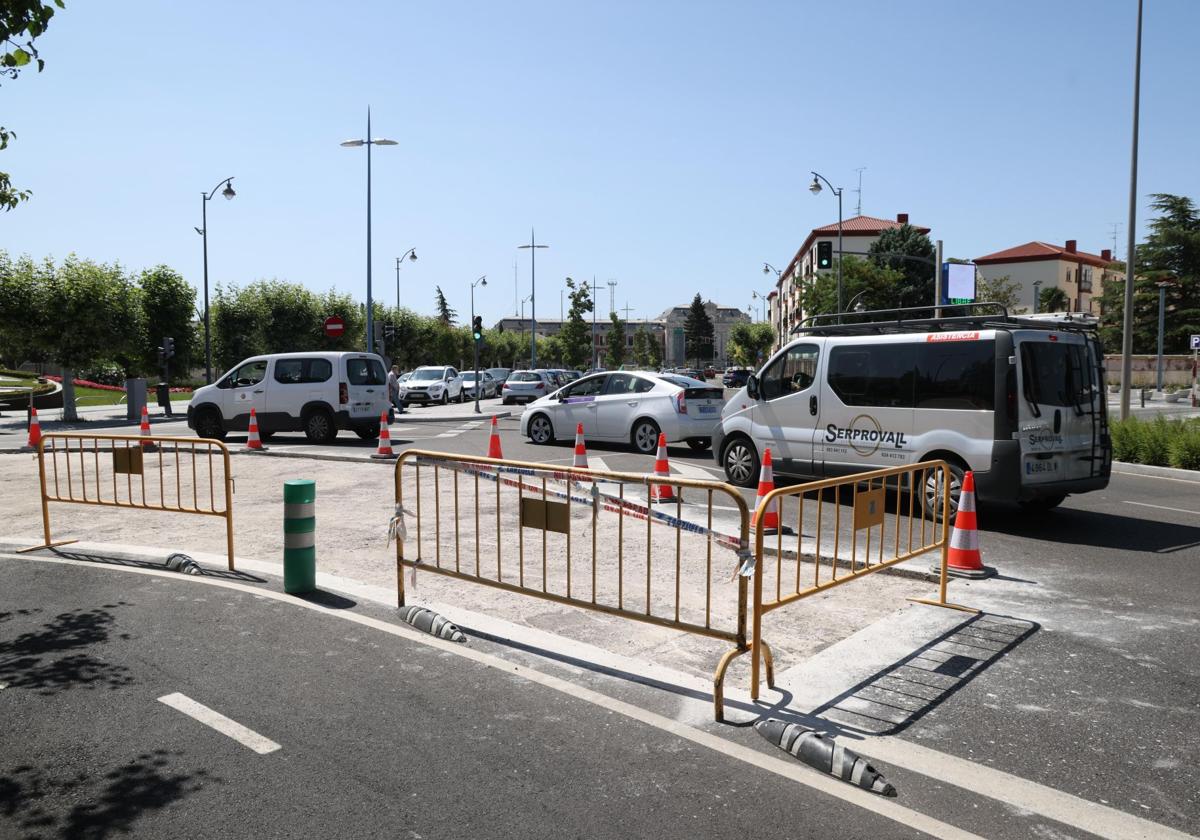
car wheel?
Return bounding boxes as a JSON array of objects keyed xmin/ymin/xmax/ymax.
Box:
[
  {"xmin": 528, "ymin": 414, "xmax": 554, "ymax": 445},
  {"xmin": 440, "ymin": 392, "xmax": 449, "ymax": 406},
  {"xmin": 355, "ymin": 425, "xmax": 379, "ymax": 441},
  {"xmin": 630, "ymin": 419, "xmax": 661, "ymax": 455},
  {"xmin": 722, "ymin": 436, "xmax": 758, "ymax": 488},
  {"xmin": 502, "ymin": 397, "xmax": 511, "ymax": 405},
  {"xmin": 1018, "ymin": 494, "xmax": 1065, "ymax": 513},
  {"xmin": 194, "ymin": 408, "xmax": 227, "ymax": 441},
  {"xmin": 685, "ymin": 437, "xmax": 710, "ymax": 452},
  {"xmin": 304, "ymin": 409, "xmax": 337, "ymax": 444},
  {"xmin": 922, "ymin": 461, "xmax": 965, "ymax": 521}
]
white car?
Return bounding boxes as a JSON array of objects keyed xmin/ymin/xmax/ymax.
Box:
[
  {"xmin": 403, "ymin": 365, "xmax": 465, "ymax": 405},
  {"xmin": 187, "ymin": 351, "xmax": 389, "ymax": 443},
  {"xmin": 519, "ymin": 371, "xmax": 725, "ymax": 454}
]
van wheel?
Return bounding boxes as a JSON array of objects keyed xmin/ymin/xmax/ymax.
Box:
[
  {"xmin": 304, "ymin": 409, "xmax": 337, "ymax": 444},
  {"xmin": 922, "ymin": 462, "xmax": 964, "ymax": 521},
  {"xmin": 194, "ymin": 408, "xmax": 226, "ymax": 441},
  {"xmin": 355, "ymin": 425, "xmax": 380, "ymax": 441},
  {"xmin": 722, "ymin": 437, "xmax": 759, "ymax": 488},
  {"xmin": 1018, "ymin": 494, "xmax": 1065, "ymax": 512},
  {"xmin": 259, "ymin": 431, "xmax": 276, "ymax": 442}
]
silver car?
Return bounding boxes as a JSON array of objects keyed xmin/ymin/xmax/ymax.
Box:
[
  {"xmin": 519, "ymin": 371, "xmax": 725, "ymax": 454},
  {"xmin": 501, "ymin": 369, "xmax": 555, "ymax": 405},
  {"xmin": 462, "ymin": 370, "xmax": 498, "ymax": 400}
]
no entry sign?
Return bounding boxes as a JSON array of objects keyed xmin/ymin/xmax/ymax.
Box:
[{"xmin": 324, "ymin": 316, "xmax": 345, "ymax": 338}]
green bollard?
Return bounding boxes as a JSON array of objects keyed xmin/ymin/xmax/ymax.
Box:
[{"xmin": 283, "ymin": 479, "xmax": 316, "ymax": 594}]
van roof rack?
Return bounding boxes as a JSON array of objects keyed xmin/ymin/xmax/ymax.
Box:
[{"xmin": 791, "ymin": 302, "xmax": 1100, "ymax": 337}]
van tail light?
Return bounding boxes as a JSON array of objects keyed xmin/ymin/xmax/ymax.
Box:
[
  {"xmin": 339, "ymin": 382, "xmax": 349, "ymax": 405},
  {"xmin": 676, "ymin": 392, "xmax": 687, "ymax": 414}
]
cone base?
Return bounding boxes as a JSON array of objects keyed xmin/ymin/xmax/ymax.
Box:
[
  {"xmin": 371, "ymin": 452, "xmax": 398, "ymax": 460},
  {"xmin": 933, "ymin": 561, "xmax": 997, "ymax": 579},
  {"xmin": 757, "ymin": 525, "xmax": 795, "ymax": 537},
  {"xmin": 649, "ymin": 494, "xmax": 678, "ymax": 504},
  {"xmin": 245, "ymin": 445, "xmax": 269, "ymax": 452}
]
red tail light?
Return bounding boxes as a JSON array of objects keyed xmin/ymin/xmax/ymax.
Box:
[
  {"xmin": 339, "ymin": 382, "xmax": 349, "ymax": 405},
  {"xmin": 675, "ymin": 392, "xmax": 687, "ymax": 414},
  {"xmin": 502, "ymin": 383, "xmax": 511, "ymax": 390},
  {"xmin": 535, "ymin": 382, "xmax": 545, "ymax": 390}
]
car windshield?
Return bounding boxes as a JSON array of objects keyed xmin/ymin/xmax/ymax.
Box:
[{"xmin": 411, "ymin": 369, "xmax": 444, "ymax": 381}]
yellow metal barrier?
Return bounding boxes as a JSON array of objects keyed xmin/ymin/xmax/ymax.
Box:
[
  {"xmin": 749, "ymin": 460, "xmax": 976, "ymax": 700},
  {"xmin": 19, "ymin": 433, "xmax": 236, "ymax": 570},
  {"xmin": 393, "ymin": 449, "xmax": 761, "ymax": 720}
]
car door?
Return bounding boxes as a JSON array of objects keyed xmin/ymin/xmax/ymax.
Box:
[
  {"xmin": 344, "ymin": 356, "xmax": 387, "ymax": 420},
  {"xmin": 750, "ymin": 342, "xmax": 823, "ymax": 476},
  {"xmin": 225, "ymin": 358, "xmax": 270, "ymax": 430},
  {"xmin": 596, "ymin": 373, "xmax": 653, "ymax": 439},
  {"xmin": 554, "ymin": 373, "xmax": 607, "ymax": 437}
]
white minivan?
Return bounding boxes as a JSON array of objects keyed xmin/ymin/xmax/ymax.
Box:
[
  {"xmin": 714, "ymin": 308, "xmax": 1111, "ymax": 516},
  {"xmin": 187, "ymin": 352, "xmax": 390, "ymax": 443}
]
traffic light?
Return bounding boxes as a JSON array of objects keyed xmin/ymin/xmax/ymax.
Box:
[
  {"xmin": 158, "ymin": 336, "xmax": 175, "ymax": 361},
  {"xmin": 383, "ymin": 324, "xmax": 396, "ymax": 340},
  {"xmin": 816, "ymin": 241, "xmax": 833, "ymax": 270},
  {"xmin": 472, "ymin": 315, "xmax": 483, "ymax": 342}
]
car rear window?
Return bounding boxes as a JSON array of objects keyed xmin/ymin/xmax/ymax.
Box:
[
  {"xmin": 510, "ymin": 372, "xmax": 541, "ymax": 382},
  {"xmin": 346, "ymin": 358, "xmax": 386, "ymax": 385}
]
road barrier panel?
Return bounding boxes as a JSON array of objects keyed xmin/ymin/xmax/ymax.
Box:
[
  {"xmin": 392, "ymin": 448, "xmax": 758, "ymax": 720},
  {"xmin": 19, "ymin": 432, "xmax": 236, "ymax": 570}
]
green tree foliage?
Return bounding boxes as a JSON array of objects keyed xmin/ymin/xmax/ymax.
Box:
[
  {"xmin": 1039, "ymin": 286, "xmax": 1068, "ymax": 313},
  {"xmin": 645, "ymin": 328, "xmax": 663, "ymax": 369},
  {"xmin": 605, "ymin": 313, "xmax": 626, "ymax": 369},
  {"xmin": 557, "ymin": 277, "xmax": 594, "ymax": 370},
  {"xmin": 0, "ymin": 251, "xmax": 52, "ymax": 365},
  {"xmin": 975, "ymin": 273, "xmax": 1024, "ymax": 313},
  {"xmin": 868, "ymin": 224, "xmax": 936, "ymax": 309},
  {"xmin": 631, "ymin": 325, "xmax": 651, "ymax": 368},
  {"xmin": 434, "ymin": 286, "xmax": 456, "ymax": 325},
  {"xmin": 799, "ymin": 256, "xmax": 905, "ymax": 320},
  {"xmin": 684, "ymin": 294, "xmax": 715, "ymax": 363},
  {"xmin": 138, "ymin": 265, "xmax": 196, "ymax": 378},
  {"xmin": 1, "ymin": 1, "xmax": 64, "ymax": 211},
  {"xmin": 727, "ymin": 322, "xmax": 775, "ymax": 367}
]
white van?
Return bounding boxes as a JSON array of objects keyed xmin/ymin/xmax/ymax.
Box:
[
  {"xmin": 187, "ymin": 352, "xmax": 390, "ymax": 443},
  {"xmin": 713, "ymin": 307, "xmax": 1111, "ymax": 516}
]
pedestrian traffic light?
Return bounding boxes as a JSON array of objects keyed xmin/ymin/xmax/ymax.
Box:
[
  {"xmin": 472, "ymin": 315, "xmax": 483, "ymax": 342},
  {"xmin": 383, "ymin": 324, "xmax": 395, "ymax": 340},
  {"xmin": 817, "ymin": 241, "xmax": 833, "ymax": 270},
  {"xmin": 159, "ymin": 336, "xmax": 175, "ymax": 361}
]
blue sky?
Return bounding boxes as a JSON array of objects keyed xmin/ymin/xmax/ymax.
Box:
[{"xmin": 2, "ymin": 0, "xmax": 1197, "ymax": 327}]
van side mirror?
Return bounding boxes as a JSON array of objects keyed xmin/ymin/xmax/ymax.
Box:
[{"xmin": 746, "ymin": 375, "xmax": 759, "ymax": 400}]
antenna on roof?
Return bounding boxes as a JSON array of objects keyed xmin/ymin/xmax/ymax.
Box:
[
  {"xmin": 1108, "ymin": 222, "xmax": 1120, "ymax": 261},
  {"xmin": 853, "ymin": 166, "xmax": 867, "ymax": 216}
]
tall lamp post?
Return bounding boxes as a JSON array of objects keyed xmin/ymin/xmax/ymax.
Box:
[
  {"xmin": 809, "ymin": 171, "xmax": 844, "ymax": 318},
  {"xmin": 518, "ymin": 229, "xmax": 548, "ymax": 368},
  {"xmin": 395, "ymin": 248, "xmax": 417, "ymax": 312},
  {"xmin": 1119, "ymin": 0, "xmax": 1144, "ymax": 420},
  {"xmin": 197, "ymin": 177, "xmax": 236, "ymax": 384},
  {"xmin": 470, "ymin": 275, "xmax": 487, "ymax": 414},
  {"xmin": 341, "ymin": 108, "xmax": 398, "ymax": 354},
  {"xmin": 751, "ymin": 289, "xmax": 770, "ymax": 322}
]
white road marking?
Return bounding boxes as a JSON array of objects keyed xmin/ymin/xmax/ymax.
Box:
[
  {"xmin": 9, "ymin": 552, "xmax": 1195, "ymax": 840},
  {"xmin": 670, "ymin": 461, "xmax": 723, "ymax": 480},
  {"xmin": 157, "ymin": 692, "xmax": 281, "ymax": 755},
  {"xmin": 1113, "ymin": 470, "xmax": 1200, "ymax": 485},
  {"xmin": 1123, "ymin": 500, "xmax": 1199, "ymax": 516},
  {"xmin": 586, "ymin": 456, "xmax": 610, "ymax": 473}
]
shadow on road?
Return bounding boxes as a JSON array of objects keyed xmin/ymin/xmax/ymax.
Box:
[
  {"xmin": 47, "ymin": 548, "xmax": 267, "ymax": 583},
  {"xmin": 984, "ymin": 506, "xmax": 1200, "ymax": 554},
  {"xmin": 0, "ymin": 605, "xmax": 134, "ymax": 695}
]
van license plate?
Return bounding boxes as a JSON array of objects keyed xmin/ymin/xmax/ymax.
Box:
[{"xmin": 1025, "ymin": 459, "xmax": 1059, "ymax": 475}]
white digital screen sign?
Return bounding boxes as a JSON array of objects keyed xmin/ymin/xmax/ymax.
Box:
[{"xmin": 945, "ymin": 263, "xmax": 976, "ymax": 302}]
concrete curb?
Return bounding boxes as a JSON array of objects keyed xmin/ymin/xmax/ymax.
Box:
[
  {"xmin": 1111, "ymin": 460, "xmax": 1200, "ymax": 483},
  {"xmin": 232, "ymin": 448, "xmax": 392, "ymax": 465}
]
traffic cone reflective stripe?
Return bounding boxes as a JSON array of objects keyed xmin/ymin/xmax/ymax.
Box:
[
  {"xmin": 246, "ymin": 408, "xmax": 267, "ymax": 451},
  {"xmin": 573, "ymin": 423, "xmax": 589, "ymax": 469},
  {"xmin": 139, "ymin": 405, "xmax": 157, "ymax": 452},
  {"xmin": 371, "ymin": 411, "xmax": 397, "ymax": 459},
  {"xmin": 751, "ymin": 447, "xmax": 782, "ymax": 533},
  {"xmin": 944, "ymin": 470, "xmax": 991, "ymax": 578},
  {"xmin": 487, "ymin": 416, "xmax": 503, "ymax": 459},
  {"xmin": 25, "ymin": 406, "xmax": 41, "ymax": 450},
  {"xmin": 650, "ymin": 433, "xmax": 676, "ymax": 502}
]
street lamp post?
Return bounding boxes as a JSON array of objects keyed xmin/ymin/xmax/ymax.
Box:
[
  {"xmin": 1119, "ymin": 0, "xmax": 1144, "ymax": 421},
  {"xmin": 809, "ymin": 171, "xmax": 844, "ymax": 318},
  {"xmin": 341, "ymin": 108, "xmax": 398, "ymax": 354},
  {"xmin": 751, "ymin": 290, "xmax": 770, "ymax": 322},
  {"xmin": 197, "ymin": 177, "xmax": 236, "ymax": 384},
  {"xmin": 471, "ymin": 275, "xmax": 487, "ymax": 414},
  {"xmin": 395, "ymin": 248, "xmax": 417, "ymax": 312},
  {"xmin": 518, "ymin": 229, "xmax": 548, "ymax": 368}
]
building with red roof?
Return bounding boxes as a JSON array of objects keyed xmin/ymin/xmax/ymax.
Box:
[{"xmin": 974, "ymin": 240, "xmax": 1119, "ymax": 315}]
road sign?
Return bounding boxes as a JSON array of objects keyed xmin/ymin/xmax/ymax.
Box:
[
  {"xmin": 1191, "ymin": 334, "xmax": 1200, "ymax": 350},
  {"xmin": 324, "ymin": 316, "xmax": 345, "ymax": 338}
]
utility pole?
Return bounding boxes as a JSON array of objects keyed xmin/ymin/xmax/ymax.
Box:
[
  {"xmin": 518, "ymin": 229, "xmax": 548, "ymax": 368},
  {"xmin": 1120, "ymin": 0, "xmax": 1143, "ymax": 421},
  {"xmin": 621, "ymin": 302, "xmax": 634, "ymax": 320},
  {"xmin": 1109, "ymin": 222, "xmax": 1121, "ymax": 261},
  {"xmin": 933, "ymin": 240, "xmax": 944, "ymax": 318},
  {"xmin": 853, "ymin": 166, "xmax": 867, "ymax": 216}
]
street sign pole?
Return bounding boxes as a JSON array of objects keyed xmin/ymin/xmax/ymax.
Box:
[{"xmin": 1191, "ymin": 334, "xmax": 1200, "ymax": 407}]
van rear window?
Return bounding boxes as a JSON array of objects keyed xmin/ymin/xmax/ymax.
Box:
[
  {"xmin": 346, "ymin": 358, "xmax": 386, "ymax": 386},
  {"xmin": 1020, "ymin": 342, "xmax": 1088, "ymax": 408}
]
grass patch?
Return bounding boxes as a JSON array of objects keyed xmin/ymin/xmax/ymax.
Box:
[
  {"xmin": 72, "ymin": 385, "xmax": 191, "ymax": 405},
  {"xmin": 1109, "ymin": 416, "xmax": 1200, "ymax": 470}
]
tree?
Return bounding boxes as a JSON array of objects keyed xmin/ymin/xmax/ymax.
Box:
[
  {"xmin": 975, "ymin": 273, "xmax": 1024, "ymax": 313},
  {"xmin": 138, "ymin": 265, "xmax": 196, "ymax": 380},
  {"xmin": 799, "ymin": 256, "xmax": 905, "ymax": 320},
  {"xmin": 683, "ymin": 294, "xmax": 714, "ymax": 364},
  {"xmin": 868, "ymin": 224, "xmax": 936, "ymax": 310},
  {"xmin": 0, "ymin": 251, "xmax": 52, "ymax": 366},
  {"xmin": 631, "ymin": 325, "xmax": 651, "ymax": 368},
  {"xmin": 557, "ymin": 277, "xmax": 594, "ymax": 370},
  {"xmin": 605, "ymin": 313, "xmax": 626, "ymax": 369},
  {"xmin": 727, "ymin": 322, "xmax": 775, "ymax": 367},
  {"xmin": 1040, "ymin": 286, "xmax": 1068, "ymax": 313},
  {"xmin": 434, "ymin": 286, "xmax": 456, "ymax": 325},
  {"xmin": 1, "ymin": 1, "xmax": 65, "ymax": 211},
  {"xmin": 645, "ymin": 328, "xmax": 663, "ymax": 370}
]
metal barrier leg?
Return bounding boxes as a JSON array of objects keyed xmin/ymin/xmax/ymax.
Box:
[
  {"xmin": 18, "ymin": 442, "xmax": 77, "ymax": 553},
  {"xmin": 713, "ymin": 644, "xmax": 751, "ymax": 722}
]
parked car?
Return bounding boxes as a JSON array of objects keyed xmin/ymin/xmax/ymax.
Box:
[
  {"xmin": 501, "ymin": 370, "xmax": 556, "ymax": 404},
  {"xmin": 722, "ymin": 368, "xmax": 752, "ymax": 388},
  {"xmin": 560, "ymin": 370, "xmax": 583, "ymax": 383},
  {"xmin": 704, "ymin": 366, "xmax": 717, "ymax": 379},
  {"xmin": 403, "ymin": 365, "xmax": 465, "ymax": 405},
  {"xmin": 486, "ymin": 367, "xmax": 511, "ymax": 390},
  {"xmin": 520, "ymin": 370, "xmax": 725, "ymax": 454},
  {"xmin": 462, "ymin": 370, "xmax": 499, "ymax": 400},
  {"xmin": 187, "ymin": 351, "xmax": 389, "ymax": 443}
]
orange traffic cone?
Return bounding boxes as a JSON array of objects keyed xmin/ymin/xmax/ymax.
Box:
[
  {"xmin": 750, "ymin": 447, "xmax": 790, "ymax": 535},
  {"xmin": 573, "ymin": 422, "xmax": 589, "ymax": 469},
  {"xmin": 246, "ymin": 407, "xmax": 267, "ymax": 451},
  {"xmin": 943, "ymin": 471, "xmax": 993, "ymax": 578},
  {"xmin": 487, "ymin": 415, "xmax": 504, "ymax": 459},
  {"xmin": 371, "ymin": 411, "xmax": 397, "ymax": 459},
  {"xmin": 22, "ymin": 406, "xmax": 42, "ymax": 451},
  {"xmin": 139, "ymin": 404, "xmax": 157, "ymax": 452},
  {"xmin": 649, "ymin": 433, "xmax": 676, "ymax": 503}
]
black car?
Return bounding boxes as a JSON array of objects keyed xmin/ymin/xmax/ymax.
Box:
[{"xmin": 722, "ymin": 368, "xmax": 752, "ymax": 388}]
